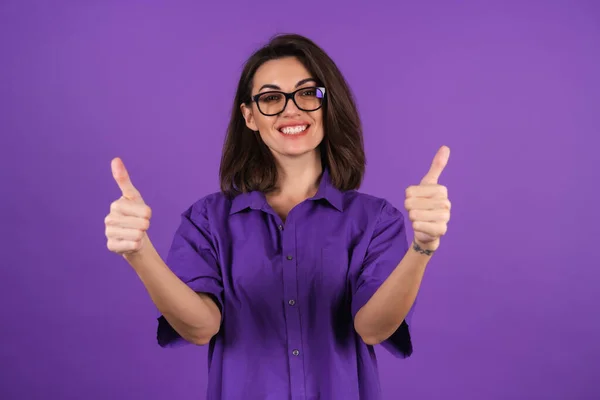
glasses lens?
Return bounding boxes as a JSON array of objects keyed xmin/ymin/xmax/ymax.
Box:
[
  {"xmin": 294, "ymin": 87, "xmax": 324, "ymax": 111},
  {"xmin": 257, "ymin": 87, "xmax": 324, "ymax": 115},
  {"xmin": 257, "ymin": 92, "xmax": 285, "ymax": 116}
]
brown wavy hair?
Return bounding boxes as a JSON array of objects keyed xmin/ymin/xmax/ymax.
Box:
[{"xmin": 219, "ymin": 33, "xmax": 365, "ymax": 196}]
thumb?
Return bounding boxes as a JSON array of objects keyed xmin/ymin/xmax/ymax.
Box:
[
  {"xmin": 420, "ymin": 145, "xmax": 450, "ymax": 185},
  {"xmin": 111, "ymin": 157, "xmax": 142, "ymax": 201}
]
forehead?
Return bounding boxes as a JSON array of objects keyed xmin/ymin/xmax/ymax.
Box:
[{"xmin": 252, "ymin": 57, "xmax": 313, "ymax": 91}]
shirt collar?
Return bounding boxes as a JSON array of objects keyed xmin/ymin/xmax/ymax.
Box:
[
  {"xmin": 230, "ymin": 190, "xmax": 267, "ymax": 215},
  {"xmin": 229, "ymin": 168, "xmax": 344, "ymax": 215},
  {"xmin": 311, "ymin": 168, "xmax": 344, "ymax": 212}
]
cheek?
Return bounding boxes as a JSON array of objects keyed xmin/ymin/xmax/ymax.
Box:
[
  {"xmin": 313, "ymin": 109, "xmax": 324, "ymax": 125},
  {"xmin": 255, "ymin": 117, "xmax": 278, "ymax": 145},
  {"xmin": 255, "ymin": 115, "xmax": 275, "ymax": 132},
  {"xmin": 313, "ymin": 112, "xmax": 324, "ymax": 135}
]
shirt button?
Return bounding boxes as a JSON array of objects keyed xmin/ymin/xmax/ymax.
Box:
[
  {"xmin": 278, "ymin": 224, "xmax": 283, "ymax": 231},
  {"xmin": 286, "ymin": 255, "xmax": 293, "ymax": 260},
  {"xmin": 288, "ymin": 299, "xmax": 295, "ymax": 306},
  {"xmin": 292, "ymin": 349, "xmax": 300, "ymax": 356}
]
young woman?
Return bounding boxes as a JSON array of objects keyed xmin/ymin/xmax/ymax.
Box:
[{"xmin": 105, "ymin": 33, "xmax": 451, "ymax": 400}]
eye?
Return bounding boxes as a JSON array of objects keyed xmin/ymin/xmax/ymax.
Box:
[
  {"xmin": 300, "ymin": 88, "xmax": 316, "ymax": 96},
  {"xmin": 260, "ymin": 93, "xmax": 282, "ymax": 103}
]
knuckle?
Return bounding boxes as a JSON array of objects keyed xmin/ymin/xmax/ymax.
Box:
[
  {"xmin": 408, "ymin": 209, "xmax": 417, "ymax": 221},
  {"xmin": 121, "ymin": 241, "xmax": 134, "ymax": 252},
  {"xmin": 106, "ymin": 240, "xmax": 116, "ymax": 252},
  {"xmin": 110, "ymin": 200, "xmax": 120, "ymax": 213}
]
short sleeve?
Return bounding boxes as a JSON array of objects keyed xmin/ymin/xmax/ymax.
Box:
[
  {"xmin": 351, "ymin": 200, "xmax": 415, "ymax": 358},
  {"xmin": 156, "ymin": 201, "xmax": 224, "ymax": 348}
]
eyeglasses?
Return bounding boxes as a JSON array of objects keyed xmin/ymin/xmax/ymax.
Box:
[{"xmin": 251, "ymin": 86, "xmax": 326, "ymax": 116}]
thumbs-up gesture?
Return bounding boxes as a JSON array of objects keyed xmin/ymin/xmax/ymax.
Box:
[
  {"xmin": 104, "ymin": 158, "xmax": 152, "ymax": 255},
  {"xmin": 404, "ymin": 146, "xmax": 451, "ymax": 252}
]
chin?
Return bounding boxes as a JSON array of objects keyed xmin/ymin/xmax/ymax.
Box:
[
  {"xmin": 280, "ymin": 148, "xmax": 317, "ymax": 158},
  {"xmin": 275, "ymin": 141, "xmax": 323, "ymax": 159},
  {"xmin": 270, "ymin": 126, "xmax": 323, "ymax": 156}
]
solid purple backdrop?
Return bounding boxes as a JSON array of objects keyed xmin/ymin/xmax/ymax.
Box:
[{"xmin": 1, "ymin": 1, "xmax": 598, "ymax": 399}]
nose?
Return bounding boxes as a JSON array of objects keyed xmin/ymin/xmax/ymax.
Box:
[{"xmin": 281, "ymin": 96, "xmax": 301, "ymax": 116}]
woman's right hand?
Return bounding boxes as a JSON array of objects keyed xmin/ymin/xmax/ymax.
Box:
[{"xmin": 105, "ymin": 157, "xmax": 153, "ymax": 255}]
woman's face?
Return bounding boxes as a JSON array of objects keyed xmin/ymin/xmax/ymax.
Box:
[{"xmin": 241, "ymin": 57, "xmax": 324, "ymax": 160}]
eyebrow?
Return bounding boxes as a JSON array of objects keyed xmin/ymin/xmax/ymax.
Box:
[{"xmin": 258, "ymin": 78, "xmax": 317, "ymax": 92}]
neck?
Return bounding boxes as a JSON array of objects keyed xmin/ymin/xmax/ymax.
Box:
[{"xmin": 271, "ymin": 150, "xmax": 323, "ymax": 200}]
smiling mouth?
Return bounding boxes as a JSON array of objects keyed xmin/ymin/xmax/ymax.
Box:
[{"xmin": 279, "ymin": 125, "xmax": 309, "ymax": 135}]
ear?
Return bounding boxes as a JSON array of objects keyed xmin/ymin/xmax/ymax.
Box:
[{"xmin": 240, "ymin": 103, "xmax": 258, "ymax": 131}]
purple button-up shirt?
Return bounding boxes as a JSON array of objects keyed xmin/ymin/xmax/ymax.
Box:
[{"xmin": 157, "ymin": 169, "xmax": 415, "ymax": 400}]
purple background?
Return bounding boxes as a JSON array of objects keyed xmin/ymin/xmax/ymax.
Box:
[{"xmin": 1, "ymin": 1, "xmax": 599, "ymax": 399}]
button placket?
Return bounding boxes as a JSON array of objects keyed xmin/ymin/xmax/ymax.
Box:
[{"xmin": 278, "ymin": 218, "xmax": 306, "ymax": 395}]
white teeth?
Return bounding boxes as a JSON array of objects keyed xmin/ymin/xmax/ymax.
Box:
[{"xmin": 280, "ymin": 125, "xmax": 308, "ymax": 135}]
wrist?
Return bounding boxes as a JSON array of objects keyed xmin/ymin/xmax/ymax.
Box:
[
  {"xmin": 123, "ymin": 234, "xmax": 155, "ymax": 264},
  {"xmin": 412, "ymin": 237, "xmax": 439, "ymax": 255}
]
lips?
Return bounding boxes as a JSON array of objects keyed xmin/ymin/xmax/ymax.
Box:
[{"xmin": 279, "ymin": 125, "xmax": 309, "ymax": 135}]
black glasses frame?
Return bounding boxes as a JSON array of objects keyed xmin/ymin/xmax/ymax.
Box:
[{"xmin": 251, "ymin": 86, "xmax": 326, "ymax": 116}]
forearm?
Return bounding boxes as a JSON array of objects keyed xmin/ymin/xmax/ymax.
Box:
[
  {"xmin": 354, "ymin": 239, "xmax": 432, "ymax": 345},
  {"xmin": 124, "ymin": 235, "xmax": 221, "ymax": 345}
]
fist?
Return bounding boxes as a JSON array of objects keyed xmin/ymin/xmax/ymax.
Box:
[
  {"xmin": 404, "ymin": 146, "xmax": 451, "ymax": 251},
  {"xmin": 104, "ymin": 157, "xmax": 152, "ymax": 255}
]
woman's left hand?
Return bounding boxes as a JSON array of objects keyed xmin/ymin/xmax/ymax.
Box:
[{"xmin": 404, "ymin": 146, "xmax": 451, "ymax": 252}]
